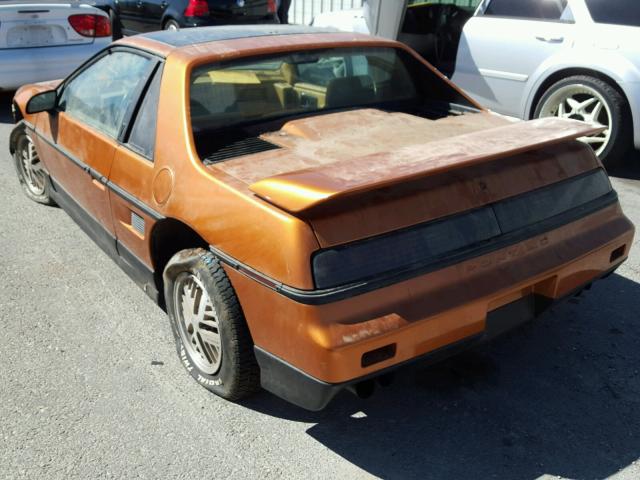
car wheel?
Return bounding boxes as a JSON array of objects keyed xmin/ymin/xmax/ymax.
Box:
[
  {"xmin": 163, "ymin": 19, "xmax": 180, "ymax": 31},
  {"xmin": 13, "ymin": 133, "xmax": 55, "ymax": 206},
  {"xmin": 109, "ymin": 9, "xmax": 122, "ymax": 39},
  {"xmin": 163, "ymin": 248, "xmax": 260, "ymax": 401},
  {"xmin": 534, "ymin": 75, "xmax": 632, "ymax": 168}
]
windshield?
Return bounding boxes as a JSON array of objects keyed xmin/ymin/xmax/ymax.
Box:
[
  {"xmin": 189, "ymin": 46, "xmax": 471, "ymax": 134},
  {"xmin": 585, "ymin": 0, "xmax": 640, "ymax": 27}
]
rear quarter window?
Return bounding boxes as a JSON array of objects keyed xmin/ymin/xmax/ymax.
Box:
[
  {"xmin": 484, "ymin": 0, "xmax": 571, "ymax": 21},
  {"xmin": 127, "ymin": 66, "xmax": 163, "ymax": 160}
]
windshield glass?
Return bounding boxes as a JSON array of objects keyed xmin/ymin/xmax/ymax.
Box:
[
  {"xmin": 189, "ymin": 47, "xmax": 468, "ymax": 133},
  {"xmin": 585, "ymin": 0, "xmax": 640, "ymax": 27}
]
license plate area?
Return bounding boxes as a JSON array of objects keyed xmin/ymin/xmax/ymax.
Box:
[{"xmin": 7, "ymin": 24, "xmax": 67, "ymax": 48}]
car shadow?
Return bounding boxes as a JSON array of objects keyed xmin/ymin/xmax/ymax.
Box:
[
  {"xmin": 242, "ymin": 273, "xmax": 640, "ymax": 479},
  {"xmin": 610, "ymin": 151, "xmax": 640, "ymax": 181}
]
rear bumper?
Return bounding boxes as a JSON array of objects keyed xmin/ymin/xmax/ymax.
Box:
[
  {"xmin": 224, "ymin": 201, "xmax": 635, "ymax": 410},
  {"xmin": 0, "ymin": 41, "xmax": 108, "ymax": 91},
  {"xmin": 254, "ymin": 269, "xmax": 616, "ymax": 411}
]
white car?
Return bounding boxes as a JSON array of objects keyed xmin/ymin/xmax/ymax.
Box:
[
  {"xmin": 314, "ymin": 0, "xmax": 640, "ymax": 166},
  {"xmin": 0, "ymin": 1, "xmax": 112, "ymax": 91}
]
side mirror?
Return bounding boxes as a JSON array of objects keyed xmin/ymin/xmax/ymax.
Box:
[{"xmin": 26, "ymin": 90, "xmax": 57, "ymax": 114}]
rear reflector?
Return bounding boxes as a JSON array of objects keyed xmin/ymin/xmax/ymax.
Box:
[
  {"xmin": 268, "ymin": 0, "xmax": 277, "ymax": 13},
  {"xmin": 184, "ymin": 0, "xmax": 209, "ymax": 17},
  {"xmin": 610, "ymin": 245, "xmax": 626, "ymax": 263},
  {"xmin": 68, "ymin": 14, "xmax": 111, "ymax": 37},
  {"xmin": 312, "ymin": 169, "xmax": 613, "ymax": 290},
  {"xmin": 362, "ymin": 344, "xmax": 396, "ymax": 368}
]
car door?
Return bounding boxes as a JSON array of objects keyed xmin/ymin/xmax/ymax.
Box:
[
  {"xmin": 140, "ymin": 0, "xmax": 167, "ymax": 32},
  {"xmin": 452, "ymin": 0, "xmax": 575, "ymax": 117},
  {"xmin": 116, "ymin": 0, "xmax": 148, "ymax": 34},
  {"xmin": 34, "ymin": 48, "xmax": 156, "ymax": 257},
  {"xmin": 108, "ymin": 63, "xmax": 164, "ymax": 298}
]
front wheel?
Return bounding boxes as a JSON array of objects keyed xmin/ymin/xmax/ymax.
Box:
[
  {"xmin": 13, "ymin": 132, "xmax": 55, "ymax": 205},
  {"xmin": 163, "ymin": 249, "xmax": 260, "ymax": 401},
  {"xmin": 534, "ymin": 75, "xmax": 632, "ymax": 168}
]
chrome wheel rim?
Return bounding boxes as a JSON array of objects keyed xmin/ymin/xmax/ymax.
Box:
[
  {"xmin": 166, "ymin": 23, "xmax": 178, "ymax": 31},
  {"xmin": 174, "ymin": 273, "xmax": 222, "ymax": 375},
  {"xmin": 538, "ymin": 84, "xmax": 612, "ymax": 156},
  {"xmin": 19, "ymin": 136, "xmax": 46, "ymax": 196}
]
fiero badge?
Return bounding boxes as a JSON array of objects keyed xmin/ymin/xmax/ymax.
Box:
[{"xmin": 465, "ymin": 236, "xmax": 550, "ymax": 274}]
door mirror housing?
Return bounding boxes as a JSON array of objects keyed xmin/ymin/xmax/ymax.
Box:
[{"xmin": 26, "ymin": 90, "xmax": 57, "ymax": 114}]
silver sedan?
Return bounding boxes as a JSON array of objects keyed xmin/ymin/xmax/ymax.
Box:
[{"xmin": 0, "ymin": 1, "xmax": 112, "ymax": 92}]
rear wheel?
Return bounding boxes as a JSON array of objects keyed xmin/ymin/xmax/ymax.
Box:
[
  {"xmin": 164, "ymin": 249, "xmax": 260, "ymax": 401},
  {"xmin": 534, "ymin": 75, "xmax": 632, "ymax": 168},
  {"xmin": 13, "ymin": 133, "xmax": 54, "ymax": 205},
  {"xmin": 163, "ymin": 19, "xmax": 180, "ymax": 31}
]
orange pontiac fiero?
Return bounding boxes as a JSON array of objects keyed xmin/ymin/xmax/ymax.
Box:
[{"xmin": 10, "ymin": 25, "xmax": 635, "ymax": 410}]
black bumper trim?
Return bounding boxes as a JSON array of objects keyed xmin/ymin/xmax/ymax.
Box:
[{"xmin": 255, "ymin": 266, "xmax": 620, "ymax": 411}]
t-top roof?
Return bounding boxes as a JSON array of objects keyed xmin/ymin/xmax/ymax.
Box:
[{"xmin": 141, "ymin": 25, "xmax": 340, "ymax": 48}]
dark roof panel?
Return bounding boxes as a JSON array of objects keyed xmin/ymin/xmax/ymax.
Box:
[{"xmin": 141, "ymin": 25, "xmax": 339, "ymax": 48}]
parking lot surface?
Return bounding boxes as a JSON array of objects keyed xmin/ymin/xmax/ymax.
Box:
[{"xmin": 1, "ymin": 91, "xmax": 640, "ymax": 480}]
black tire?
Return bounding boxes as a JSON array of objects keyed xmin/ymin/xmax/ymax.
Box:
[
  {"xmin": 534, "ymin": 75, "xmax": 632, "ymax": 168},
  {"xmin": 164, "ymin": 248, "xmax": 260, "ymax": 401},
  {"xmin": 163, "ymin": 19, "xmax": 180, "ymax": 31},
  {"xmin": 109, "ymin": 9, "xmax": 122, "ymax": 40},
  {"xmin": 13, "ymin": 132, "xmax": 55, "ymax": 206}
]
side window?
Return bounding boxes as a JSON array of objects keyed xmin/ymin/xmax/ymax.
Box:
[
  {"xmin": 59, "ymin": 51, "xmax": 153, "ymax": 138},
  {"xmin": 127, "ymin": 66, "xmax": 163, "ymax": 160},
  {"xmin": 484, "ymin": 0, "xmax": 571, "ymax": 21}
]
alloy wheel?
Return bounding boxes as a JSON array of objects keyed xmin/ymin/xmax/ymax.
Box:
[
  {"xmin": 538, "ymin": 84, "xmax": 613, "ymax": 156},
  {"xmin": 173, "ymin": 273, "xmax": 223, "ymax": 375},
  {"xmin": 18, "ymin": 136, "xmax": 46, "ymax": 196}
]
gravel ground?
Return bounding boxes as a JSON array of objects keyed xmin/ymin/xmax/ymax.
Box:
[{"xmin": 1, "ymin": 91, "xmax": 640, "ymax": 480}]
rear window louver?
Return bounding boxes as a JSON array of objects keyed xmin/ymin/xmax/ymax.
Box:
[{"xmin": 203, "ymin": 137, "xmax": 281, "ymax": 165}]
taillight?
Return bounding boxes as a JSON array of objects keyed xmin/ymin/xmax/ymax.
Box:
[
  {"xmin": 267, "ymin": 0, "xmax": 276, "ymax": 13},
  {"xmin": 184, "ymin": 0, "xmax": 209, "ymax": 17},
  {"xmin": 68, "ymin": 14, "xmax": 111, "ymax": 38}
]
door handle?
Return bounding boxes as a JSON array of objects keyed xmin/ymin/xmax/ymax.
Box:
[
  {"xmin": 535, "ymin": 35, "xmax": 564, "ymax": 43},
  {"xmin": 136, "ymin": 0, "xmax": 143, "ymax": 7},
  {"xmin": 161, "ymin": 1, "xmax": 167, "ymax": 7}
]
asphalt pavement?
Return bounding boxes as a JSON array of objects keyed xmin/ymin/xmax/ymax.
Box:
[{"xmin": 1, "ymin": 91, "xmax": 640, "ymax": 480}]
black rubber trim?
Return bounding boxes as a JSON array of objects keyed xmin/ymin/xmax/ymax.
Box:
[
  {"xmin": 31, "ymin": 128, "xmax": 164, "ymax": 221},
  {"xmin": 48, "ymin": 176, "xmax": 160, "ymax": 303},
  {"xmin": 255, "ymin": 266, "xmax": 620, "ymax": 411},
  {"xmin": 141, "ymin": 25, "xmax": 337, "ymax": 48},
  {"xmin": 210, "ymin": 188, "xmax": 618, "ymax": 306}
]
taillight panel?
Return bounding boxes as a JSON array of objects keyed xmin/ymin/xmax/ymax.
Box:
[
  {"xmin": 184, "ymin": 0, "xmax": 210, "ymax": 17},
  {"xmin": 68, "ymin": 14, "xmax": 111, "ymax": 38},
  {"xmin": 311, "ymin": 170, "xmax": 615, "ymax": 290}
]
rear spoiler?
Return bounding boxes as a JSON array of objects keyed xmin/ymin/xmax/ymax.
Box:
[{"xmin": 249, "ymin": 118, "xmax": 603, "ymax": 214}]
